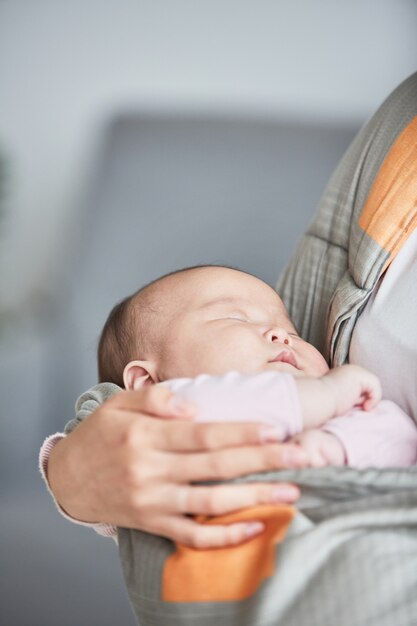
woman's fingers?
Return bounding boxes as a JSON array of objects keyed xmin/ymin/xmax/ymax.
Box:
[
  {"xmin": 152, "ymin": 514, "xmax": 266, "ymax": 549},
  {"xmin": 180, "ymin": 482, "xmax": 300, "ymax": 513},
  {"xmin": 129, "ymin": 481, "xmax": 299, "ymax": 517},
  {"xmin": 138, "ymin": 416, "xmax": 289, "ymax": 452},
  {"xmin": 172, "ymin": 482, "xmax": 299, "ymax": 515},
  {"xmin": 165, "ymin": 443, "xmax": 307, "ymax": 482},
  {"xmin": 109, "ymin": 387, "xmax": 197, "ymax": 420},
  {"xmin": 107, "ymin": 388, "xmax": 296, "ymax": 455}
]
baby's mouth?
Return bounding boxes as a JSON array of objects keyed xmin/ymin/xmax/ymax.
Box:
[{"xmin": 269, "ymin": 349, "xmax": 299, "ymax": 369}]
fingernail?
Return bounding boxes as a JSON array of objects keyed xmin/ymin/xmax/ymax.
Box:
[
  {"xmin": 282, "ymin": 448, "xmax": 308, "ymax": 467},
  {"xmin": 270, "ymin": 486, "xmax": 299, "ymax": 502},
  {"xmin": 169, "ymin": 395, "xmax": 196, "ymax": 416},
  {"xmin": 260, "ymin": 426, "xmax": 286, "ymax": 443},
  {"xmin": 245, "ymin": 522, "xmax": 264, "ymax": 538}
]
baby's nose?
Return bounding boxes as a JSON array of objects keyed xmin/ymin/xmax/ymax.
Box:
[{"xmin": 265, "ymin": 327, "xmax": 290, "ymax": 345}]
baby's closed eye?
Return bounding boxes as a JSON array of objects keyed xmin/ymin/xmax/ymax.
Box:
[{"xmin": 225, "ymin": 315, "xmax": 249, "ymax": 322}]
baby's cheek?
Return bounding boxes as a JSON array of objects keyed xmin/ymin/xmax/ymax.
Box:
[
  {"xmin": 305, "ymin": 346, "xmax": 329, "ymax": 377},
  {"xmin": 313, "ymin": 354, "xmax": 330, "ymax": 376},
  {"xmin": 187, "ymin": 344, "xmax": 230, "ymax": 377}
]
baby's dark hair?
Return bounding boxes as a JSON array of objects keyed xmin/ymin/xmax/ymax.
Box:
[
  {"xmin": 97, "ymin": 290, "xmax": 137, "ymax": 386},
  {"xmin": 97, "ymin": 263, "xmax": 250, "ymax": 386}
]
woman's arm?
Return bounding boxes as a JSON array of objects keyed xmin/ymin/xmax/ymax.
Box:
[
  {"xmin": 39, "ymin": 382, "xmax": 122, "ymax": 536},
  {"xmin": 45, "ymin": 384, "xmax": 308, "ymax": 548},
  {"xmin": 42, "ymin": 365, "xmax": 380, "ymax": 540}
]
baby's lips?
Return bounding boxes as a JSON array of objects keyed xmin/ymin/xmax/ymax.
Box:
[{"xmin": 269, "ymin": 349, "xmax": 299, "ymax": 369}]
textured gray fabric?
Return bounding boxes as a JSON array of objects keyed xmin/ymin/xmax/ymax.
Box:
[
  {"xmin": 118, "ymin": 466, "xmax": 417, "ymax": 626},
  {"xmin": 277, "ymin": 70, "xmax": 417, "ymax": 365},
  {"xmin": 64, "ymin": 382, "xmax": 121, "ymax": 434}
]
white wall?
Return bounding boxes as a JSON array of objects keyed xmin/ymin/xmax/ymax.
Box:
[{"xmin": 0, "ymin": 0, "xmax": 416, "ymax": 314}]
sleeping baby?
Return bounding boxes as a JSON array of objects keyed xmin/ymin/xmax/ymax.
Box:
[{"xmin": 96, "ymin": 264, "xmax": 417, "ymax": 469}]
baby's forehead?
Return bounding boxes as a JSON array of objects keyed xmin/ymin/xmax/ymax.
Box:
[{"xmin": 162, "ymin": 267, "xmax": 286, "ymax": 314}]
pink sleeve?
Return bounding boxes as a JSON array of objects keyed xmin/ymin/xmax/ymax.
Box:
[
  {"xmin": 38, "ymin": 433, "xmax": 117, "ymax": 539},
  {"xmin": 322, "ymin": 400, "xmax": 417, "ymax": 468},
  {"xmin": 162, "ymin": 370, "xmax": 303, "ymax": 439}
]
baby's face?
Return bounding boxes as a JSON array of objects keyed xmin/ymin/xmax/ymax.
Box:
[{"xmin": 153, "ymin": 267, "xmax": 329, "ymax": 381}]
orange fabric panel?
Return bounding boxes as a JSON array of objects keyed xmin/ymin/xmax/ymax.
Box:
[
  {"xmin": 162, "ymin": 504, "xmax": 296, "ymax": 602},
  {"xmin": 358, "ymin": 115, "xmax": 417, "ymax": 268}
]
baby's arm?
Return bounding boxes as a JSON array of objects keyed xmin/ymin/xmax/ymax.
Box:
[
  {"xmin": 296, "ymin": 364, "xmax": 381, "ymax": 429},
  {"xmin": 164, "ymin": 365, "xmax": 381, "ymax": 437},
  {"xmin": 167, "ymin": 366, "xmax": 382, "ymax": 470},
  {"xmin": 164, "ymin": 371, "xmax": 303, "ymax": 440}
]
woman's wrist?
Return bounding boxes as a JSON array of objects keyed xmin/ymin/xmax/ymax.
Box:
[{"xmin": 46, "ymin": 435, "xmax": 99, "ymax": 523}]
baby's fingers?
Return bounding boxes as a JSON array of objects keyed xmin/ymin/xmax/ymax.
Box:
[{"xmin": 361, "ymin": 372, "xmax": 382, "ymax": 410}]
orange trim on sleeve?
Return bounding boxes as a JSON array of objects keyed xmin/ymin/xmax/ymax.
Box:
[
  {"xmin": 162, "ymin": 504, "xmax": 296, "ymax": 602},
  {"xmin": 358, "ymin": 115, "xmax": 417, "ymax": 267}
]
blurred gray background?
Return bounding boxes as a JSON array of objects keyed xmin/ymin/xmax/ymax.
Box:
[{"xmin": 0, "ymin": 1, "xmax": 416, "ymax": 625}]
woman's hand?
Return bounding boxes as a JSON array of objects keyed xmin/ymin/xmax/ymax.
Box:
[{"xmin": 48, "ymin": 387, "xmax": 307, "ymax": 549}]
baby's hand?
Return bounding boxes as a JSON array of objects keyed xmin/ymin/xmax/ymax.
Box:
[
  {"xmin": 289, "ymin": 430, "xmax": 346, "ymax": 467},
  {"xmin": 321, "ymin": 364, "xmax": 382, "ymax": 417}
]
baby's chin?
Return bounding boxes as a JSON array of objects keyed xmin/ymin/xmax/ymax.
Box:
[
  {"xmin": 264, "ymin": 361, "xmax": 304, "ymax": 376},
  {"xmin": 264, "ymin": 360, "xmax": 327, "ymax": 378}
]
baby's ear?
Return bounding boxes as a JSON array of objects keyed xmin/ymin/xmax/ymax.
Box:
[{"xmin": 123, "ymin": 360, "xmax": 157, "ymax": 390}]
